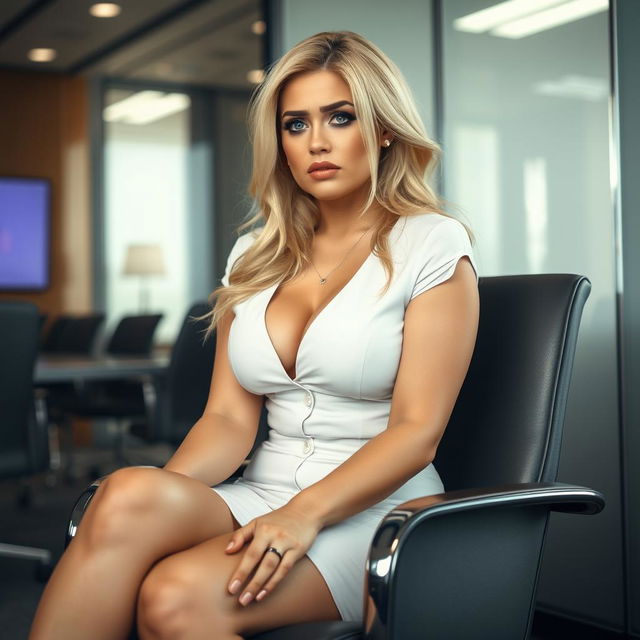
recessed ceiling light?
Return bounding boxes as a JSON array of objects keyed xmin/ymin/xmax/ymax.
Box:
[
  {"xmin": 28, "ymin": 48, "xmax": 57, "ymax": 62},
  {"xmin": 252, "ymin": 20, "xmax": 266, "ymax": 35},
  {"xmin": 89, "ymin": 3, "xmax": 122, "ymax": 18}
]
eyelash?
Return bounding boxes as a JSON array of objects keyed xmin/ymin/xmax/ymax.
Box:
[{"xmin": 282, "ymin": 111, "xmax": 355, "ymax": 134}]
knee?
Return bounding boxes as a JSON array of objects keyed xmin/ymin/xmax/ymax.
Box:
[
  {"xmin": 137, "ymin": 562, "xmax": 231, "ymax": 638},
  {"xmin": 80, "ymin": 466, "xmax": 165, "ymax": 547}
]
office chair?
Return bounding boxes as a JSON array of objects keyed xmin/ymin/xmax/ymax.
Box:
[
  {"xmin": 154, "ymin": 301, "xmax": 268, "ymax": 460},
  {"xmin": 48, "ymin": 314, "xmax": 164, "ymax": 472},
  {"xmin": 0, "ymin": 301, "xmax": 52, "ymax": 580},
  {"xmin": 40, "ymin": 313, "xmax": 105, "ymax": 355},
  {"xmin": 64, "ymin": 274, "xmax": 604, "ymax": 639}
]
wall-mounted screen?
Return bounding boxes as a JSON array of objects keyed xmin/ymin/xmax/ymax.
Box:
[{"xmin": 0, "ymin": 177, "xmax": 51, "ymax": 291}]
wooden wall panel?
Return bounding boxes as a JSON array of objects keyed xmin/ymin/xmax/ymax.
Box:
[{"xmin": 0, "ymin": 69, "xmax": 91, "ymax": 321}]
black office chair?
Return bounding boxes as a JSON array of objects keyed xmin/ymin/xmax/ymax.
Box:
[
  {"xmin": 64, "ymin": 274, "xmax": 604, "ymax": 640},
  {"xmin": 156, "ymin": 301, "xmax": 269, "ymax": 460},
  {"xmin": 40, "ymin": 313, "xmax": 105, "ymax": 355},
  {"xmin": 47, "ymin": 314, "xmax": 164, "ymax": 471},
  {"xmin": 0, "ymin": 301, "xmax": 52, "ymax": 580}
]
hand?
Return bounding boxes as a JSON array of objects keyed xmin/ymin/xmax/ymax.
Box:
[{"xmin": 225, "ymin": 503, "xmax": 322, "ymax": 606}]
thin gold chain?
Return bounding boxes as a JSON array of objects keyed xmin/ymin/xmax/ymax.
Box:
[{"xmin": 309, "ymin": 227, "xmax": 371, "ymax": 285}]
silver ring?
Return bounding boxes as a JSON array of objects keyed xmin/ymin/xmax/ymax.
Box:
[{"xmin": 266, "ymin": 546, "xmax": 283, "ymax": 560}]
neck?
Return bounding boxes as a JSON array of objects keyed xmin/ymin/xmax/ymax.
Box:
[{"xmin": 314, "ymin": 182, "xmax": 384, "ymax": 238}]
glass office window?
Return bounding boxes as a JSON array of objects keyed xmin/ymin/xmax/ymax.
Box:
[
  {"xmin": 103, "ymin": 87, "xmax": 191, "ymax": 345},
  {"xmin": 439, "ymin": 0, "xmax": 623, "ymax": 628}
]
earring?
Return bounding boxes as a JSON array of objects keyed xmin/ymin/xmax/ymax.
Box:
[{"xmin": 384, "ymin": 139, "xmax": 391, "ymax": 147}]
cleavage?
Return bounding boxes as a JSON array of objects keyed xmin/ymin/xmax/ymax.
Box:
[{"xmin": 264, "ymin": 244, "xmax": 372, "ymax": 380}]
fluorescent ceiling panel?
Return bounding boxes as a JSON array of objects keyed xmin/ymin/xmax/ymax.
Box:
[
  {"xmin": 492, "ymin": 0, "xmax": 608, "ymax": 38},
  {"xmin": 454, "ymin": 0, "xmax": 568, "ymax": 33},
  {"xmin": 103, "ymin": 90, "xmax": 190, "ymax": 125}
]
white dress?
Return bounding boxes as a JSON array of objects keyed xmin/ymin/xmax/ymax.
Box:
[{"xmin": 211, "ymin": 212, "xmax": 479, "ymax": 622}]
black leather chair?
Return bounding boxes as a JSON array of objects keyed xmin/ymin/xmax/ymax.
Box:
[
  {"xmin": 40, "ymin": 313, "xmax": 105, "ymax": 355},
  {"xmin": 155, "ymin": 301, "xmax": 268, "ymax": 453},
  {"xmin": 0, "ymin": 301, "xmax": 52, "ymax": 579},
  {"xmin": 64, "ymin": 275, "xmax": 604, "ymax": 639},
  {"xmin": 47, "ymin": 314, "xmax": 164, "ymax": 470}
]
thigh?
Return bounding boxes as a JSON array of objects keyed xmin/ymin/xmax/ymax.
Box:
[
  {"xmin": 137, "ymin": 534, "xmax": 341, "ymax": 637},
  {"xmin": 78, "ymin": 466, "xmax": 241, "ymax": 558}
]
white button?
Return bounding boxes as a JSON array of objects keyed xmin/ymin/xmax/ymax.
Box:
[
  {"xmin": 304, "ymin": 393, "xmax": 312, "ymax": 406},
  {"xmin": 303, "ymin": 438, "xmax": 313, "ymax": 454}
]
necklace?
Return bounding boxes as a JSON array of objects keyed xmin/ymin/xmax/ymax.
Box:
[{"xmin": 309, "ymin": 226, "xmax": 371, "ymax": 285}]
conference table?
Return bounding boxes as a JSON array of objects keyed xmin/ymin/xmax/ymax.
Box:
[
  {"xmin": 33, "ymin": 353, "xmax": 172, "ymax": 466},
  {"xmin": 34, "ymin": 353, "xmax": 170, "ymax": 384}
]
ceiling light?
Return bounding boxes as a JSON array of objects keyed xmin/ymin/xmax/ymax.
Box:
[
  {"xmin": 454, "ymin": 0, "xmax": 567, "ymax": 33},
  {"xmin": 492, "ymin": 0, "xmax": 608, "ymax": 38},
  {"xmin": 252, "ymin": 20, "xmax": 266, "ymax": 35},
  {"xmin": 89, "ymin": 3, "xmax": 122, "ymax": 18},
  {"xmin": 28, "ymin": 48, "xmax": 57, "ymax": 62},
  {"xmin": 103, "ymin": 91, "xmax": 190, "ymax": 125},
  {"xmin": 247, "ymin": 69, "xmax": 265, "ymax": 84}
]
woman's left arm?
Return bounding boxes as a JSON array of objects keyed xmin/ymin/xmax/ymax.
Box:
[{"xmin": 227, "ymin": 257, "xmax": 479, "ymax": 605}]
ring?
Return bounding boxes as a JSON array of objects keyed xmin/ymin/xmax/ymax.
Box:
[{"xmin": 266, "ymin": 546, "xmax": 283, "ymax": 560}]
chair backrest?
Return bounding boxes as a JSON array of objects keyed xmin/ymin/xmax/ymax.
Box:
[
  {"xmin": 0, "ymin": 301, "xmax": 48, "ymax": 478},
  {"xmin": 161, "ymin": 302, "xmax": 270, "ymax": 450},
  {"xmin": 434, "ymin": 274, "xmax": 591, "ymax": 491},
  {"xmin": 41, "ymin": 313, "xmax": 105, "ymax": 355},
  {"xmin": 163, "ymin": 302, "xmax": 216, "ymax": 444},
  {"xmin": 105, "ymin": 314, "xmax": 163, "ymax": 356}
]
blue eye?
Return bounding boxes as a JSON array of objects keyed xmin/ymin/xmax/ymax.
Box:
[{"xmin": 282, "ymin": 111, "xmax": 355, "ymax": 134}]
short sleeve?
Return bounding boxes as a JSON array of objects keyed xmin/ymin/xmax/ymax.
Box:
[
  {"xmin": 220, "ymin": 232, "xmax": 257, "ymax": 287},
  {"xmin": 410, "ymin": 218, "xmax": 478, "ymax": 301}
]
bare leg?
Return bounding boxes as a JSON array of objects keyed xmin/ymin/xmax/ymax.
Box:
[
  {"xmin": 28, "ymin": 467, "xmax": 239, "ymax": 640},
  {"xmin": 136, "ymin": 534, "xmax": 340, "ymax": 640}
]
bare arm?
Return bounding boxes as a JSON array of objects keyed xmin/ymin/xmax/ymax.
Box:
[
  {"xmin": 289, "ymin": 257, "xmax": 479, "ymax": 527},
  {"xmin": 163, "ymin": 309, "xmax": 264, "ymax": 487}
]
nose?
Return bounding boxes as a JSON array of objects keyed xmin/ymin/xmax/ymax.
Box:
[{"xmin": 308, "ymin": 122, "xmax": 330, "ymax": 154}]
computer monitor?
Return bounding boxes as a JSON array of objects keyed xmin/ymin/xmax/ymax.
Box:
[{"xmin": 0, "ymin": 176, "xmax": 51, "ymax": 291}]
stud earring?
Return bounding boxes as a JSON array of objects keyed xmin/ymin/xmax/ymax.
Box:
[{"xmin": 384, "ymin": 139, "xmax": 391, "ymax": 147}]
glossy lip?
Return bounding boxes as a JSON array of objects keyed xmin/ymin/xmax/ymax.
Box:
[{"xmin": 307, "ymin": 161, "xmax": 340, "ymax": 173}]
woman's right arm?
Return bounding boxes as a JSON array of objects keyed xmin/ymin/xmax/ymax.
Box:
[{"xmin": 162, "ymin": 309, "xmax": 264, "ymax": 487}]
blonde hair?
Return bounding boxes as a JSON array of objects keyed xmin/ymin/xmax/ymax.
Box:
[{"xmin": 202, "ymin": 30, "xmax": 472, "ymax": 337}]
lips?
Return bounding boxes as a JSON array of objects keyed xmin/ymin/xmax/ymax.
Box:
[{"xmin": 308, "ymin": 162, "xmax": 340, "ymax": 173}]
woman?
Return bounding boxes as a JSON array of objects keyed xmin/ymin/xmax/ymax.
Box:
[{"xmin": 29, "ymin": 30, "xmax": 479, "ymax": 639}]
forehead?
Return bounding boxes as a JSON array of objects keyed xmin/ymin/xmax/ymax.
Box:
[{"xmin": 279, "ymin": 69, "xmax": 352, "ymax": 110}]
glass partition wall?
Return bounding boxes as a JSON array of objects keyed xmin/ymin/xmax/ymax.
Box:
[
  {"xmin": 102, "ymin": 86, "xmax": 192, "ymax": 345},
  {"xmin": 438, "ymin": 0, "xmax": 623, "ymax": 630}
]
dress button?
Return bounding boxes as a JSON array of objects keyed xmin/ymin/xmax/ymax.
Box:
[
  {"xmin": 303, "ymin": 438, "xmax": 313, "ymax": 454},
  {"xmin": 304, "ymin": 393, "xmax": 312, "ymax": 407}
]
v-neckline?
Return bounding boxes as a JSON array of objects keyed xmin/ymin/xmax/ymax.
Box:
[{"xmin": 262, "ymin": 218, "xmax": 403, "ymax": 383}]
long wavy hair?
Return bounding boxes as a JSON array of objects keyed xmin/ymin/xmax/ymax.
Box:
[{"xmin": 202, "ymin": 30, "xmax": 473, "ymax": 337}]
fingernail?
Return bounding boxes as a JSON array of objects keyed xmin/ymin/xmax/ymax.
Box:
[
  {"xmin": 229, "ymin": 580, "xmax": 241, "ymax": 594},
  {"xmin": 225, "ymin": 541, "xmax": 234, "ymax": 551},
  {"xmin": 240, "ymin": 591, "xmax": 253, "ymax": 606},
  {"xmin": 256, "ymin": 590, "xmax": 267, "ymax": 601}
]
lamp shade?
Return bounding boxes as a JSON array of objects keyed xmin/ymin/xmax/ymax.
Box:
[{"xmin": 122, "ymin": 244, "xmax": 166, "ymax": 276}]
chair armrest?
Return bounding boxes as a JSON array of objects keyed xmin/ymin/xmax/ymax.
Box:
[{"xmin": 364, "ymin": 482, "xmax": 604, "ymax": 640}]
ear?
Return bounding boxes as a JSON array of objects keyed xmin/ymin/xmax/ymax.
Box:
[{"xmin": 379, "ymin": 129, "xmax": 394, "ymax": 147}]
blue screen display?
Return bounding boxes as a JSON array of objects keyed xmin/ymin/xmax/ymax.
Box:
[{"xmin": 0, "ymin": 177, "xmax": 50, "ymax": 290}]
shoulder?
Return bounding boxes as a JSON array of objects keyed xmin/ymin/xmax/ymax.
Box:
[
  {"xmin": 400, "ymin": 212, "xmax": 470, "ymax": 242},
  {"xmin": 221, "ymin": 227, "xmax": 262, "ymax": 286}
]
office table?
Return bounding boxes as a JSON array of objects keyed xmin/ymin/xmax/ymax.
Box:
[{"xmin": 34, "ymin": 354, "xmax": 170, "ymax": 384}]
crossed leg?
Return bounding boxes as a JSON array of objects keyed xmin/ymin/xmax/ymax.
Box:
[
  {"xmin": 137, "ymin": 536, "xmax": 340, "ymax": 639},
  {"xmin": 28, "ymin": 466, "xmax": 340, "ymax": 640}
]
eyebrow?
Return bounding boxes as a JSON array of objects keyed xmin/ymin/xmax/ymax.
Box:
[{"xmin": 281, "ymin": 100, "xmax": 354, "ymax": 119}]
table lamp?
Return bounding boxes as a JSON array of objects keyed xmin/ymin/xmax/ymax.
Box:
[{"xmin": 122, "ymin": 244, "xmax": 166, "ymax": 312}]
